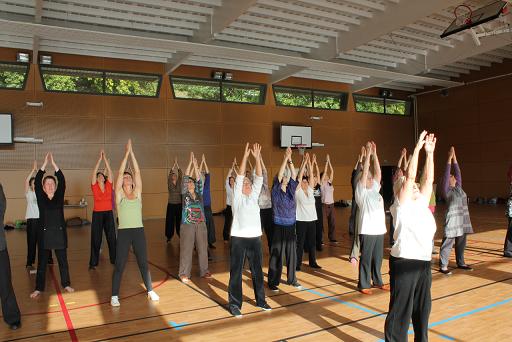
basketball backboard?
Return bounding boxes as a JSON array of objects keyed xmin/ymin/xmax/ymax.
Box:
[{"xmin": 440, "ymin": 1, "xmax": 508, "ymax": 38}]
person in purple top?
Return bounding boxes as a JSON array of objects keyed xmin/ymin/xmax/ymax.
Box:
[
  {"xmin": 268, "ymin": 147, "xmax": 302, "ymax": 292},
  {"xmin": 439, "ymin": 146, "xmax": 473, "ymax": 275}
]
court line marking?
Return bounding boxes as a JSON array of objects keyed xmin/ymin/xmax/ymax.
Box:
[{"xmin": 49, "ymin": 266, "xmax": 78, "ymax": 342}]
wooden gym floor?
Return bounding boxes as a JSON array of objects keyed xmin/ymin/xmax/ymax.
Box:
[{"xmin": 1, "ymin": 204, "xmax": 511, "ymax": 341}]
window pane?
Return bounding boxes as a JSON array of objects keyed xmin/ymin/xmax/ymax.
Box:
[
  {"xmin": 41, "ymin": 67, "xmax": 103, "ymax": 93},
  {"xmin": 222, "ymin": 82, "xmax": 264, "ymax": 104},
  {"xmin": 0, "ymin": 63, "xmax": 28, "ymax": 90},
  {"xmin": 274, "ymin": 87, "xmax": 312, "ymax": 108},
  {"xmin": 354, "ymin": 95, "xmax": 385, "ymax": 114},
  {"xmin": 385, "ymin": 99, "xmax": 409, "ymax": 115},
  {"xmin": 171, "ymin": 77, "xmax": 220, "ymax": 101},
  {"xmin": 314, "ymin": 91, "xmax": 342, "ymax": 110},
  {"xmin": 105, "ymin": 72, "xmax": 160, "ymax": 97}
]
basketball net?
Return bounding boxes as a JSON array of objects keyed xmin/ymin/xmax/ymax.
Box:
[
  {"xmin": 454, "ymin": 4, "xmax": 473, "ymax": 26},
  {"xmin": 293, "ymin": 144, "xmax": 307, "ymax": 156}
]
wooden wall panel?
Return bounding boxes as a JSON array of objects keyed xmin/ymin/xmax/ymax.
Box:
[
  {"xmin": 417, "ymin": 74, "xmax": 512, "ymax": 199},
  {"xmin": 166, "ymin": 145, "xmax": 224, "ymax": 168},
  {"xmin": 106, "ymin": 119, "xmax": 166, "ymax": 144},
  {"xmin": 167, "ymin": 100, "xmax": 222, "ymax": 122},
  {"xmin": 36, "ymin": 143, "xmax": 104, "ymax": 170},
  {"xmin": 105, "ymin": 96, "xmax": 164, "ymax": 120},
  {"xmin": 167, "ymin": 122, "xmax": 222, "ymax": 145},
  {"xmin": 0, "ymin": 144, "xmax": 35, "ymax": 170},
  {"xmin": 105, "ymin": 144, "xmax": 167, "ymax": 169},
  {"xmin": 36, "ymin": 92, "xmax": 104, "ymax": 117},
  {"xmin": 35, "ymin": 117, "xmax": 104, "ymax": 143}
]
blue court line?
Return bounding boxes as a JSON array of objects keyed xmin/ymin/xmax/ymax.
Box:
[
  {"xmin": 303, "ymin": 288, "xmax": 384, "ymax": 316},
  {"xmin": 302, "ymin": 288, "xmax": 454, "ymax": 341},
  {"xmin": 169, "ymin": 321, "xmax": 189, "ymax": 330}
]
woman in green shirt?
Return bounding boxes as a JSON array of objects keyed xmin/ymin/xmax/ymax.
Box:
[{"xmin": 110, "ymin": 139, "xmax": 159, "ymax": 307}]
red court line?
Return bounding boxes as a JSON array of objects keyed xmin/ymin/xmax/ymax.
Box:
[
  {"xmin": 20, "ymin": 261, "xmax": 170, "ymax": 316},
  {"xmin": 49, "ymin": 266, "xmax": 79, "ymax": 342}
]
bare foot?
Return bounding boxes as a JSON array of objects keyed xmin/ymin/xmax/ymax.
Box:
[
  {"xmin": 64, "ymin": 286, "xmax": 75, "ymax": 293},
  {"xmin": 30, "ymin": 290, "xmax": 41, "ymax": 299},
  {"xmin": 350, "ymin": 257, "xmax": 358, "ymax": 270}
]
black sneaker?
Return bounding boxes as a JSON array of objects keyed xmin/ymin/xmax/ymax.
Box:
[
  {"xmin": 258, "ymin": 303, "xmax": 272, "ymax": 311},
  {"xmin": 504, "ymin": 253, "xmax": 512, "ymax": 258},
  {"xmin": 457, "ymin": 265, "xmax": 473, "ymax": 271},
  {"xmin": 310, "ymin": 263, "xmax": 322, "ymax": 269},
  {"xmin": 316, "ymin": 246, "xmax": 323, "ymax": 252},
  {"xmin": 439, "ymin": 268, "xmax": 452, "ymax": 275},
  {"xmin": 296, "ymin": 266, "xmax": 301, "ymax": 272},
  {"xmin": 10, "ymin": 322, "xmax": 21, "ymax": 330},
  {"xmin": 208, "ymin": 243, "xmax": 216, "ymax": 249},
  {"xmin": 329, "ymin": 239, "xmax": 338, "ymax": 243},
  {"xmin": 88, "ymin": 265, "xmax": 96, "ymax": 270},
  {"xmin": 268, "ymin": 285, "xmax": 279, "ymax": 292},
  {"xmin": 229, "ymin": 305, "xmax": 242, "ymax": 318},
  {"xmin": 290, "ymin": 282, "xmax": 303, "ymax": 290}
]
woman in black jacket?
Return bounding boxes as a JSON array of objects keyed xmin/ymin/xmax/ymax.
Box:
[{"xmin": 30, "ymin": 153, "xmax": 74, "ymax": 299}]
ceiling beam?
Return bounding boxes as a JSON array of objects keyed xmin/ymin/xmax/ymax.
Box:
[
  {"xmin": 335, "ymin": 0, "xmax": 460, "ymax": 53},
  {"xmin": 165, "ymin": 52, "xmax": 193, "ymax": 75},
  {"xmin": 271, "ymin": 65, "xmax": 307, "ymax": 84},
  {"xmin": 192, "ymin": 0, "xmax": 258, "ymax": 43},
  {"xmin": 353, "ymin": 34, "xmax": 512, "ymax": 91},
  {"xmin": 34, "ymin": 0, "xmax": 43, "ymax": 23}
]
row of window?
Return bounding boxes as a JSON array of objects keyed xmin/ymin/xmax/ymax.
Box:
[{"xmin": 0, "ymin": 62, "xmax": 411, "ymax": 116}]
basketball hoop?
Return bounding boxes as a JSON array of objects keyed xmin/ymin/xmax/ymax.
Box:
[
  {"xmin": 293, "ymin": 144, "xmax": 307, "ymax": 156},
  {"xmin": 454, "ymin": 4, "xmax": 473, "ymax": 26}
]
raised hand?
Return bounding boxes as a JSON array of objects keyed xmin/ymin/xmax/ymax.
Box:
[
  {"xmin": 32, "ymin": 160, "xmax": 37, "ymax": 171},
  {"xmin": 401, "ymin": 147, "xmax": 407, "ymax": 157},
  {"xmin": 424, "ymin": 134, "xmax": 436, "ymax": 153},
  {"xmin": 285, "ymin": 147, "xmax": 292, "ymax": 160},
  {"xmin": 243, "ymin": 142, "xmax": 251, "ymax": 158},
  {"xmin": 415, "ymin": 130, "xmax": 427, "ymax": 150},
  {"xmin": 371, "ymin": 141, "xmax": 377, "ymax": 155},
  {"xmin": 312, "ymin": 154, "xmax": 317, "ymax": 164},
  {"xmin": 326, "ymin": 154, "xmax": 331, "ymax": 163},
  {"xmin": 251, "ymin": 143, "xmax": 262, "ymax": 159},
  {"xmin": 201, "ymin": 153, "xmax": 206, "ymax": 163}
]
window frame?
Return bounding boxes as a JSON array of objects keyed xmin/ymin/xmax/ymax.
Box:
[
  {"xmin": 39, "ymin": 64, "xmax": 162, "ymax": 98},
  {"xmin": 272, "ymin": 85, "xmax": 348, "ymax": 111},
  {"xmin": 352, "ymin": 93, "xmax": 411, "ymax": 116},
  {"xmin": 0, "ymin": 61, "xmax": 30, "ymax": 91},
  {"xmin": 170, "ymin": 75, "xmax": 267, "ymax": 105}
]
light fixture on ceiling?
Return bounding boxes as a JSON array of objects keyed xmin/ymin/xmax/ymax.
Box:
[
  {"xmin": 223, "ymin": 72, "xmax": 233, "ymax": 81},
  {"xmin": 212, "ymin": 71, "xmax": 223, "ymax": 80},
  {"xmin": 39, "ymin": 54, "xmax": 52, "ymax": 65},
  {"xmin": 16, "ymin": 52, "xmax": 29, "ymax": 63},
  {"xmin": 380, "ymin": 89, "xmax": 393, "ymax": 98}
]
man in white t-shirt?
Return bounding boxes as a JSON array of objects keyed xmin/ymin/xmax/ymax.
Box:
[
  {"xmin": 228, "ymin": 143, "xmax": 271, "ymax": 318},
  {"xmin": 355, "ymin": 141, "xmax": 388, "ymax": 295}
]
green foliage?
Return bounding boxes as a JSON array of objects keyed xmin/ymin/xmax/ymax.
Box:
[
  {"xmin": 385, "ymin": 102, "xmax": 407, "ymax": 115},
  {"xmin": 355, "ymin": 98, "xmax": 385, "ymax": 113},
  {"xmin": 354, "ymin": 95, "xmax": 409, "ymax": 115},
  {"xmin": 274, "ymin": 88, "xmax": 312, "ymax": 107},
  {"xmin": 314, "ymin": 93, "xmax": 341, "ymax": 110},
  {"xmin": 222, "ymin": 84, "xmax": 262, "ymax": 103},
  {"xmin": 173, "ymin": 82, "xmax": 220, "ymax": 101},
  {"xmin": 0, "ymin": 64, "xmax": 28, "ymax": 89},
  {"xmin": 41, "ymin": 67, "xmax": 160, "ymax": 97}
]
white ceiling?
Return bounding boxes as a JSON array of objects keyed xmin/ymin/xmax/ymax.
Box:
[{"xmin": 0, "ymin": 0, "xmax": 510, "ymax": 92}]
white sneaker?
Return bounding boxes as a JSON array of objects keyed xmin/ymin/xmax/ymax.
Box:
[
  {"xmin": 148, "ymin": 291, "xmax": 159, "ymax": 301},
  {"xmin": 111, "ymin": 296, "xmax": 120, "ymax": 307}
]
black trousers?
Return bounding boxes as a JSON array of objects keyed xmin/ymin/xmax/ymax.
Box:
[
  {"xmin": 112, "ymin": 228, "xmax": 152, "ymax": 296},
  {"xmin": 348, "ymin": 200, "xmax": 357, "ymax": 235},
  {"xmin": 165, "ymin": 203, "xmax": 182, "ymax": 239},
  {"xmin": 0, "ymin": 249, "xmax": 21, "ymax": 326},
  {"xmin": 314, "ymin": 199, "xmax": 324, "ymax": 249},
  {"xmin": 505, "ymin": 218, "xmax": 512, "ymax": 256},
  {"xmin": 204, "ymin": 205, "xmax": 216, "ymax": 245},
  {"xmin": 26, "ymin": 218, "xmax": 39, "ymax": 266},
  {"xmin": 385, "ymin": 256, "xmax": 432, "ymax": 342},
  {"xmin": 36, "ymin": 248, "xmax": 70, "ymax": 291},
  {"xmin": 389, "ymin": 213, "xmax": 396, "ymax": 247},
  {"xmin": 296, "ymin": 220, "xmax": 317, "ymax": 267},
  {"xmin": 260, "ymin": 208, "xmax": 273, "ymax": 251},
  {"xmin": 268, "ymin": 224, "xmax": 297, "ymax": 287},
  {"xmin": 223, "ymin": 205, "xmax": 233, "ymax": 241},
  {"xmin": 89, "ymin": 210, "xmax": 117, "ymax": 267},
  {"xmin": 358, "ymin": 234, "xmax": 384, "ymax": 289},
  {"xmin": 228, "ymin": 237, "xmax": 266, "ymax": 309}
]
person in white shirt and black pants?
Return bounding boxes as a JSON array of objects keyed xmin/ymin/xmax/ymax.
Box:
[
  {"xmin": 355, "ymin": 141, "xmax": 388, "ymax": 294},
  {"xmin": 385, "ymin": 131, "xmax": 437, "ymax": 342},
  {"xmin": 228, "ymin": 143, "xmax": 271, "ymax": 317},
  {"xmin": 295, "ymin": 153, "xmax": 321, "ymax": 271}
]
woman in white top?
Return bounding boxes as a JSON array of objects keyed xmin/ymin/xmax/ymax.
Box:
[
  {"xmin": 385, "ymin": 131, "xmax": 437, "ymax": 342},
  {"xmin": 227, "ymin": 143, "xmax": 270, "ymax": 318},
  {"xmin": 25, "ymin": 161, "xmax": 42, "ymax": 269},
  {"xmin": 355, "ymin": 141, "xmax": 387, "ymax": 294},
  {"xmin": 222, "ymin": 160, "xmax": 236, "ymax": 242},
  {"xmin": 295, "ymin": 153, "xmax": 321, "ymax": 270}
]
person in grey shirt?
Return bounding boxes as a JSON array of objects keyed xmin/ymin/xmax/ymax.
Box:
[{"xmin": 0, "ymin": 182, "xmax": 21, "ymax": 330}]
